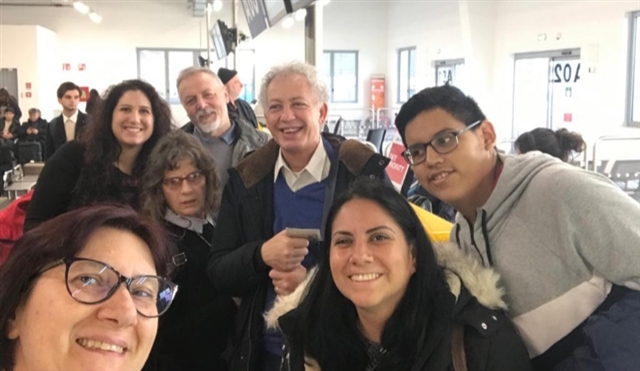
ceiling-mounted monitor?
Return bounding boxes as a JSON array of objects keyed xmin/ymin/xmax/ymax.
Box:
[
  {"xmin": 240, "ymin": 0, "xmax": 269, "ymax": 39},
  {"xmin": 289, "ymin": 0, "xmax": 315, "ymax": 12},
  {"xmin": 211, "ymin": 19, "xmax": 234, "ymax": 60},
  {"xmin": 263, "ymin": 0, "xmax": 288, "ymax": 26}
]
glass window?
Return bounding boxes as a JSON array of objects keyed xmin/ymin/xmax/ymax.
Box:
[
  {"xmin": 323, "ymin": 51, "xmax": 358, "ymax": 103},
  {"xmin": 628, "ymin": 11, "xmax": 640, "ymax": 125},
  {"xmin": 138, "ymin": 50, "xmax": 167, "ymax": 100},
  {"xmin": 397, "ymin": 47, "xmax": 416, "ymax": 103},
  {"xmin": 168, "ymin": 51, "xmax": 196, "ymax": 104},
  {"xmin": 235, "ymin": 49, "xmax": 256, "ymax": 103},
  {"xmin": 435, "ymin": 59, "xmax": 467, "ymax": 92}
]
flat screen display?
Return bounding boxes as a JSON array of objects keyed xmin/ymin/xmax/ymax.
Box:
[
  {"xmin": 211, "ymin": 21, "xmax": 228, "ymax": 60},
  {"xmin": 263, "ymin": 0, "xmax": 288, "ymax": 27},
  {"xmin": 289, "ymin": 0, "xmax": 315, "ymax": 12}
]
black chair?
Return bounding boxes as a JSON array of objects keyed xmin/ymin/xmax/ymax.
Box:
[
  {"xmin": 333, "ymin": 117, "xmax": 343, "ymax": 135},
  {"xmin": 366, "ymin": 128, "xmax": 386, "ymax": 153}
]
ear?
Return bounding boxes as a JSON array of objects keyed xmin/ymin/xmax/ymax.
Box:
[
  {"xmin": 223, "ymin": 88, "xmax": 230, "ymax": 104},
  {"xmin": 478, "ymin": 120, "xmax": 497, "ymax": 150},
  {"xmin": 318, "ymin": 103, "xmax": 328, "ymax": 127},
  {"xmin": 6, "ymin": 311, "xmax": 21, "ymax": 340},
  {"xmin": 410, "ymin": 243, "xmax": 417, "ymax": 275}
]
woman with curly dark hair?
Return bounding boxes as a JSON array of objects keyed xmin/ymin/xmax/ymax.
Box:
[{"xmin": 24, "ymin": 79, "xmax": 174, "ymax": 231}]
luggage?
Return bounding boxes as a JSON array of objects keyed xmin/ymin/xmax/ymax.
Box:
[{"xmin": 17, "ymin": 141, "xmax": 42, "ymax": 164}]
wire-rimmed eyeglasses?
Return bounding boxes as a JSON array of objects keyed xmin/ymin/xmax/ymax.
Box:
[
  {"xmin": 162, "ymin": 171, "xmax": 205, "ymax": 191},
  {"xmin": 39, "ymin": 257, "xmax": 178, "ymax": 318},
  {"xmin": 402, "ymin": 120, "xmax": 482, "ymax": 166}
]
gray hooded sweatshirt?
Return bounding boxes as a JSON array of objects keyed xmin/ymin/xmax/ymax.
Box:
[{"xmin": 452, "ymin": 151, "xmax": 640, "ymax": 357}]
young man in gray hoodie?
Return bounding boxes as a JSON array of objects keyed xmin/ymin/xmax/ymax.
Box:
[{"xmin": 394, "ymin": 85, "xmax": 640, "ymax": 371}]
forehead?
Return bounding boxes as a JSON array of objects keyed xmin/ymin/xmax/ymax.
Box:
[
  {"xmin": 404, "ymin": 108, "xmax": 466, "ymax": 145},
  {"xmin": 77, "ymin": 227, "xmax": 156, "ymax": 276},
  {"xmin": 179, "ymin": 72, "xmax": 221, "ymax": 93},
  {"xmin": 165, "ymin": 159, "xmax": 197, "ymax": 176},
  {"xmin": 266, "ymin": 73, "xmax": 314, "ymax": 101},
  {"xmin": 63, "ymin": 90, "xmax": 80, "ymax": 97},
  {"xmin": 333, "ymin": 199, "xmax": 399, "ymax": 231},
  {"xmin": 117, "ymin": 90, "xmax": 150, "ymax": 105}
]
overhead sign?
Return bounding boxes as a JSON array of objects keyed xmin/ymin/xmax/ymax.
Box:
[{"xmin": 240, "ymin": 0, "xmax": 269, "ymax": 39}]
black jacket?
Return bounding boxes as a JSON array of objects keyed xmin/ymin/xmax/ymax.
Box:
[
  {"xmin": 17, "ymin": 118, "xmax": 47, "ymax": 142},
  {"xmin": 45, "ymin": 111, "xmax": 90, "ymax": 160},
  {"xmin": 228, "ymin": 98, "xmax": 258, "ymax": 129},
  {"xmin": 144, "ymin": 223, "xmax": 237, "ymax": 371},
  {"xmin": 207, "ymin": 134, "xmax": 390, "ymax": 371},
  {"xmin": 269, "ymin": 242, "xmax": 532, "ymax": 371},
  {"xmin": 0, "ymin": 119, "xmax": 20, "ymax": 139}
]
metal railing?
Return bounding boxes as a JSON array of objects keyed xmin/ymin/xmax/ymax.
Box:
[{"xmin": 591, "ymin": 135, "xmax": 640, "ymax": 172}]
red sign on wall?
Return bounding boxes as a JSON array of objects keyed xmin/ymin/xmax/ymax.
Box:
[
  {"xmin": 78, "ymin": 63, "xmax": 86, "ymax": 71},
  {"xmin": 79, "ymin": 86, "xmax": 90, "ymax": 102},
  {"xmin": 62, "ymin": 63, "xmax": 71, "ymax": 71},
  {"xmin": 385, "ymin": 142, "xmax": 410, "ymax": 191},
  {"xmin": 26, "ymin": 92, "xmax": 32, "ymax": 98},
  {"xmin": 26, "ymin": 82, "xmax": 32, "ymax": 89},
  {"xmin": 370, "ymin": 76, "xmax": 386, "ymax": 111}
]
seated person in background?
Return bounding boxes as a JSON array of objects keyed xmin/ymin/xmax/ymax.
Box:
[
  {"xmin": 218, "ymin": 67, "xmax": 259, "ymax": 129},
  {"xmin": 141, "ymin": 130, "xmax": 237, "ymax": 371},
  {"xmin": 0, "ymin": 88, "xmax": 21, "ymax": 122},
  {"xmin": 0, "ymin": 204, "xmax": 178, "ymax": 371},
  {"xmin": 266, "ymin": 180, "xmax": 531, "ymax": 371},
  {"xmin": 17, "ymin": 108, "xmax": 47, "ymax": 143},
  {"xmin": 24, "ymin": 79, "xmax": 174, "ymax": 231},
  {"xmin": 395, "ymin": 85, "xmax": 640, "ymax": 371},
  {"xmin": 1, "ymin": 107, "xmax": 19, "ymax": 148},
  {"xmin": 515, "ymin": 127, "xmax": 586, "ymax": 163},
  {"xmin": 207, "ymin": 61, "xmax": 389, "ymax": 371}
]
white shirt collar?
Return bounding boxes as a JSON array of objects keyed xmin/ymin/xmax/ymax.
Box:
[
  {"xmin": 274, "ymin": 139, "xmax": 328, "ymax": 183},
  {"xmin": 164, "ymin": 208, "xmax": 214, "ymax": 234},
  {"xmin": 63, "ymin": 110, "xmax": 79, "ymax": 123}
]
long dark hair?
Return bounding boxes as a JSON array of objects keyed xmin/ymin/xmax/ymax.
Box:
[
  {"xmin": 0, "ymin": 205, "xmax": 172, "ymax": 371},
  {"xmin": 290, "ymin": 179, "xmax": 451, "ymax": 370},
  {"xmin": 74, "ymin": 80, "xmax": 174, "ymax": 207},
  {"xmin": 515, "ymin": 127, "xmax": 586, "ymax": 162}
]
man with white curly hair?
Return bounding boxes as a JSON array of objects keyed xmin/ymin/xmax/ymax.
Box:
[{"xmin": 207, "ymin": 61, "xmax": 390, "ymax": 371}]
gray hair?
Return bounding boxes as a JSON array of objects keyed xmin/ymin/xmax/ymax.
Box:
[
  {"xmin": 176, "ymin": 66, "xmax": 223, "ymax": 90},
  {"xmin": 259, "ymin": 61, "xmax": 330, "ymax": 110}
]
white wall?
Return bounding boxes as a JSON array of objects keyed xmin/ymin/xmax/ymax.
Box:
[{"xmin": 0, "ymin": 25, "xmax": 39, "ymax": 118}]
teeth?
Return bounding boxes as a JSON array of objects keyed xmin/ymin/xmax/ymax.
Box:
[
  {"xmin": 77, "ymin": 338, "xmax": 125, "ymax": 354},
  {"xmin": 350, "ymin": 273, "xmax": 381, "ymax": 282},
  {"xmin": 432, "ymin": 172, "xmax": 449, "ymax": 181},
  {"xmin": 283, "ymin": 128, "xmax": 299, "ymax": 133}
]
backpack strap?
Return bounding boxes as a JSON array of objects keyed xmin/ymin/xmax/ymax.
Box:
[{"xmin": 451, "ymin": 323, "xmax": 468, "ymax": 371}]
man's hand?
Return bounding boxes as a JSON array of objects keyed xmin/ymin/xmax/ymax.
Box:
[
  {"xmin": 270, "ymin": 264, "xmax": 307, "ymax": 296},
  {"xmin": 261, "ymin": 230, "xmax": 309, "ymax": 271},
  {"xmin": 31, "ymin": 128, "xmax": 38, "ymax": 135}
]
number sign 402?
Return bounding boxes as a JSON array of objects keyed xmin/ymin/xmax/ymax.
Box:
[{"xmin": 553, "ymin": 63, "xmax": 581, "ymax": 83}]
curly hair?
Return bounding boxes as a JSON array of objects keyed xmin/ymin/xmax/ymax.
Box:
[
  {"xmin": 73, "ymin": 79, "xmax": 174, "ymax": 207},
  {"xmin": 141, "ymin": 130, "xmax": 221, "ymax": 221}
]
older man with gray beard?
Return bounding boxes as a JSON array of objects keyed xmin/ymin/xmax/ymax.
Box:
[{"xmin": 177, "ymin": 66, "xmax": 268, "ymax": 189}]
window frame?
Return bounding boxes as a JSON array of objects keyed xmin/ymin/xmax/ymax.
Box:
[
  {"xmin": 626, "ymin": 11, "xmax": 640, "ymax": 127},
  {"xmin": 323, "ymin": 50, "xmax": 359, "ymax": 104},
  {"xmin": 397, "ymin": 47, "xmax": 416, "ymax": 104},
  {"xmin": 434, "ymin": 58, "xmax": 465, "ymax": 87},
  {"xmin": 136, "ymin": 48, "xmax": 203, "ymax": 104}
]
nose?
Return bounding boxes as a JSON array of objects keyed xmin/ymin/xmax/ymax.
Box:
[
  {"xmin": 281, "ymin": 104, "xmax": 295, "ymax": 122},
  {"xmin": 195, "ymin": 95, "xmax": 207, "ymax": 110},
  {"xmin": 179, "ymin": 178, "xmax": 194, "ymax": 194},
  {"xmin": 349, "ymin": 239, "xmax": 373, "ymax": 266},
  {"xmin": 424, "ymin": 144, "xmax": 444, "ymax": 167},
  {"xmin": 96, "ymin": 284, "xmax": 138, "ymax": 327}
]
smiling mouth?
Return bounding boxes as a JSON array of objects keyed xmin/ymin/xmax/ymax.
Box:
[
  {"xmin": 430, "ymin": 171, "xmax": 452, "ymax": 183},
  {"xmin": 123, "ymin": 127, "xmax": 143, "ymax": 133},
  {"xmin": 281, "ymin": 127, "xmax": 302, "ymax": 134},
  {"xmin": 76, "ymin": 338, "xmax": 126, "ymax": 354},
  {"xmin": 349, "ymin": 273, "xmax": 381, "ymax": 282}
]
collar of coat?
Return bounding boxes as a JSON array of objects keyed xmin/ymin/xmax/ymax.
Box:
[
  {"xmin": 263, "ymin": 241, "xmax": 507, "ymax": 330},
  {"xmin": 235, "ymin": 133, "xmax": 380, "ymax": 189}
]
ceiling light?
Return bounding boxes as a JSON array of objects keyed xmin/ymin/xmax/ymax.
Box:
[
  {"xmin": 282, "ymin": 16, "xmax": 294, "ymax": 29},
  {"xmin": 72, "ymin": 1, "xmax": 90, "ymax": 14},
  {"xmin": 89, "ymin": 12, "xmax": 102, "ymax": 24},
  {"xmin": 294, "ymin": 9, "xmax": 307, "ymax": 22},
  {"xmin": 212, "ymin": 0, "xmax": 223, "ymax": 12}
]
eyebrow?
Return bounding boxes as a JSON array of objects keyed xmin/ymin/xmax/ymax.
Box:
[{"xmin": 331, "ymin": 225, "xmax": 396, "ymax": 238}]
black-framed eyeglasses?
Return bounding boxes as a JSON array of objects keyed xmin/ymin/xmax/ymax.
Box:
[
  {"xmin": 39, "ymin": 257, "xmax": 178, "ymax": 318},
  {"xmin": 402, "ymin": 120, "xmax": 482, "ymax": 166},
  {"xmin": 162, "ymin": 171, "xmax": 205, "ymax": 191}
]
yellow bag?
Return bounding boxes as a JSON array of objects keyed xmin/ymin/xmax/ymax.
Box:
[{"xmin": 409, "ymin": 203, "xmax": 453, "ymax": 242}]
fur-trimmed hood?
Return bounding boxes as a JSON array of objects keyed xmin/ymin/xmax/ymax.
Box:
[
  {"xmin": 234, "ymin": 133, "xmax": 388, "ymax": 189},
  {"xmin": 264, "ymin": 241, "xmax": 507, "ymax": 329}
]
